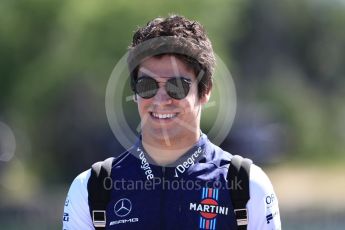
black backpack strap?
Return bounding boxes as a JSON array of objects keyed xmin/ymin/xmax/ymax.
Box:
[
  {"xmin": 227, "ymin": 155, "xmax": 253, "ymax": 230},
  {"xmin": 87, "ymin": 157, "xmax": 114, "ymax": 229}
]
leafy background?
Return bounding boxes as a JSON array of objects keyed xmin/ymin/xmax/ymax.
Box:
[{"xmin": 0, "ymin": 0, "xmax": 344, "ymax": 229}]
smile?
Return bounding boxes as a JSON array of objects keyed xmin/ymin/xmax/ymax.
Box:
[{"xmin": 150, "ymin": 112, "xmax": 178, "ymax": 119}]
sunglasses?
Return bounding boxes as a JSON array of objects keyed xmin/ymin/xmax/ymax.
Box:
[{"xmin": 133, "ymin": 76, "xmax": 192, "ymax": 100}]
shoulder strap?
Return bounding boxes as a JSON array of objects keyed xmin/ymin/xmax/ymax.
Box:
[
  {"xmin": 87, "ymin": 157, "xmax": 114, "ymax": 230},
  {"xmin": 227, "ymin": 155, "xmax": 253, "ymax": 230}
]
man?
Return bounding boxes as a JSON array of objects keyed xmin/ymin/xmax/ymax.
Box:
[{"xmin": 63, "ymin": 15, "xmax": 281, "ymax": 229}]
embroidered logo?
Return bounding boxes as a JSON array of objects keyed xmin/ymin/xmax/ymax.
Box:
[
  {"xmin": 174, "ymin": 146, "xmax": 203, "ymax": 177},
  {"xmin": 137, "ymin": 147, "xmax": 154, "ymax": 180},
  {"xmin": 114, "ymin": 198, "xmax": 132, "ymax": 217},
  {"xmin": 189, "ymin": 187, "xmax": 228, "ymax": 229}
]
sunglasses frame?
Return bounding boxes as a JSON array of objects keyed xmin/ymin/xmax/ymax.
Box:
[{"xmin": 134, "ymin": 76, "xmax": 192, "ymax": 100}]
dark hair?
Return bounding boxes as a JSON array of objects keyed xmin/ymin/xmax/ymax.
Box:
[{"xmin": 128, "ymin": 15, "xmax": 216, "ymax": 98}]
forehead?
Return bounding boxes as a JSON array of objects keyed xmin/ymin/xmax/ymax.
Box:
[{"xmin": 138, "ymin": 55, "xmax": 196, "ymax": 80}]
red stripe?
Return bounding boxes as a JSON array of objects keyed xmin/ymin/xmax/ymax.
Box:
[
  {"xmin": 208, "ymin": 188, "xmax": 213, "ymax": 198},
  {"xmin": 206, "ymin": 220, "xmax": 210, "ymax": 229}
]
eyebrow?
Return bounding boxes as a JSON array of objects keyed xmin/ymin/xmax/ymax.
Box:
[
  {"xmin": 138, "ymin": 67, "xmax": 193, "ymax": 81},
  {"xmin": 138, "ymin": 67, "xmax": 159, "ymax": 78}
]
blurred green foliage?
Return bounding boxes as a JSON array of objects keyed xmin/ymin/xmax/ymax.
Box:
[
  {"xmin": 0, "ymin": 0, "xmax": 344, "ymax": 183},
  {"xmin": 1, "ymin": 0, "xmax": 345, "ymax": 228},
  {"xmin": 0, "ymin": 0, "xmax": 245, "ymax": 185},
  {"xmin": 229, "ymin": 0, "xmax": 345, "ymax": 163}
]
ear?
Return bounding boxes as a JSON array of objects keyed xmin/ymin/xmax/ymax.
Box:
[{"xmin": 199, "ymin": 90, "xmax": 211, "ymax": 105}]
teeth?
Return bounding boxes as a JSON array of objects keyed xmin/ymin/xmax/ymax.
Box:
[{"xmin": 152, "ymin": 113, "xmax": 177, "ymax": 119}]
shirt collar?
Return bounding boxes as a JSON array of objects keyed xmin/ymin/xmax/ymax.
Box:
[{"xmin": 131, "ymin": 132, "xmax": 210, "ymax": 167}]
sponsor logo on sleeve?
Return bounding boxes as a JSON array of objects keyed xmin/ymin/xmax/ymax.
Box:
[
  {"xmin": 265, "ymin": 194, "xmax": 275, "ymax": 207},
  {"xmin": 266, "ymin": 213, "xmax": 273, "ymax": 223},
  {"xmin": 265, "ymin": 193, "xmax": 279, "ymax": 225},
  {"xmin": 63, "ymin": 212, "xmax": 69, "ymax": 222},
  {"xmin": 266, "ymin": 211, "xmax": 279, "ymax": 224},
  {"xmin": 64, "ymin": 197, "xmax": 69, "ymax": 207}
]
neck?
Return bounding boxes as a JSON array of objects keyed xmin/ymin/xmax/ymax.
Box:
[{"xmin": 141, "ymin": 130, "xmax": 200, "ymax": 166}]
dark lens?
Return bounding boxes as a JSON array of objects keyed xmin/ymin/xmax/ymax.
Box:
[
  {"xmin": 135, "ymin": 77, "xmax": 158, "ymax": 99},
  {"xmin": 166, "ymin": 77, "xmax": 191, "ymax": 99}
]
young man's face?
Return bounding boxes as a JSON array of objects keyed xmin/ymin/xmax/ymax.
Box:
[{"xmin": 136, "ymin": 55, "xmax": 210, "ymax": 143}]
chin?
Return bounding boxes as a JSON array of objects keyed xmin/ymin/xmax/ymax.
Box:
[{"xmin": 148, "ymin": 128, "xmax": 181, "ymax": 141}]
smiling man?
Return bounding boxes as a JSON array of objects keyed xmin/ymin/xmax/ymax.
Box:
[
  {"xmin": 135, "ymin": 54, "xmax": 208, "ymax": 165},
  {"xmin": 63, "ymin": 15, "xmax": 281, "ymax": 230}
]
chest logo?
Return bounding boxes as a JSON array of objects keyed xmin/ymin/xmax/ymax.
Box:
[
  {"xmin": 114, "ymin": 198, "xmax": 132, "ymax": 217},
  {"xmin": 189, "ymin": 188, "xmax": 228, "ymax": 230},
  {"xmin": 175, "ymin": 146, "xmax": 203, "ymax": 177}
]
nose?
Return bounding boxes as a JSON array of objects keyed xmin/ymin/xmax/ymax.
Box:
[{"xmin": 152, "ymin": 84, "xmax": 172, "ymax": 106}]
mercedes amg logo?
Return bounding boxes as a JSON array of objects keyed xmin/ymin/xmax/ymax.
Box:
[{"xmin": 114, "ymin": 198, "xmax": 132, "ymax": 217}]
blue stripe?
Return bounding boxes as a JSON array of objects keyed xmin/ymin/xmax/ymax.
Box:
[
  {"xmin": 202, "ymin": 187, "xmax": 205, "ymax": 199},
  {"xmin": 213, "ymin": 218, "xmax": 217, "ymax": 229},
  {"xmin": 199, "ymin": 217, "xmax": 203, "ymax": 228},
  {"xmin": 211, "ymin": 219, "xmax": 214, "ymax": 230},
  {"xmin": 202, "ymin": 218, "xmax": 205, "ymax": 228},
  {"xmin": 215, "ymin": 188, "xmax": 219, "ymax": 200}
]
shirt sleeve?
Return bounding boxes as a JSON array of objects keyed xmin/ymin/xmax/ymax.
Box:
[
  {"xmin": 247, "ymin": 165, "xmax": 281, "ymax": 230},
  {"xmin": 62, "ymin": 169, "xmax": 95, "ymax": 230}
]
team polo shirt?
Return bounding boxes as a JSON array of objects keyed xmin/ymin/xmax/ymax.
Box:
[{"xmin": 63, "ymin": 134, "xmax": 281, "ymax": 229}]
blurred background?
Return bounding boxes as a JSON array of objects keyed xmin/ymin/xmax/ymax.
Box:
[{"xmin": 1, "ymin": 0, "xmax": 345, "ymax": 229}]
